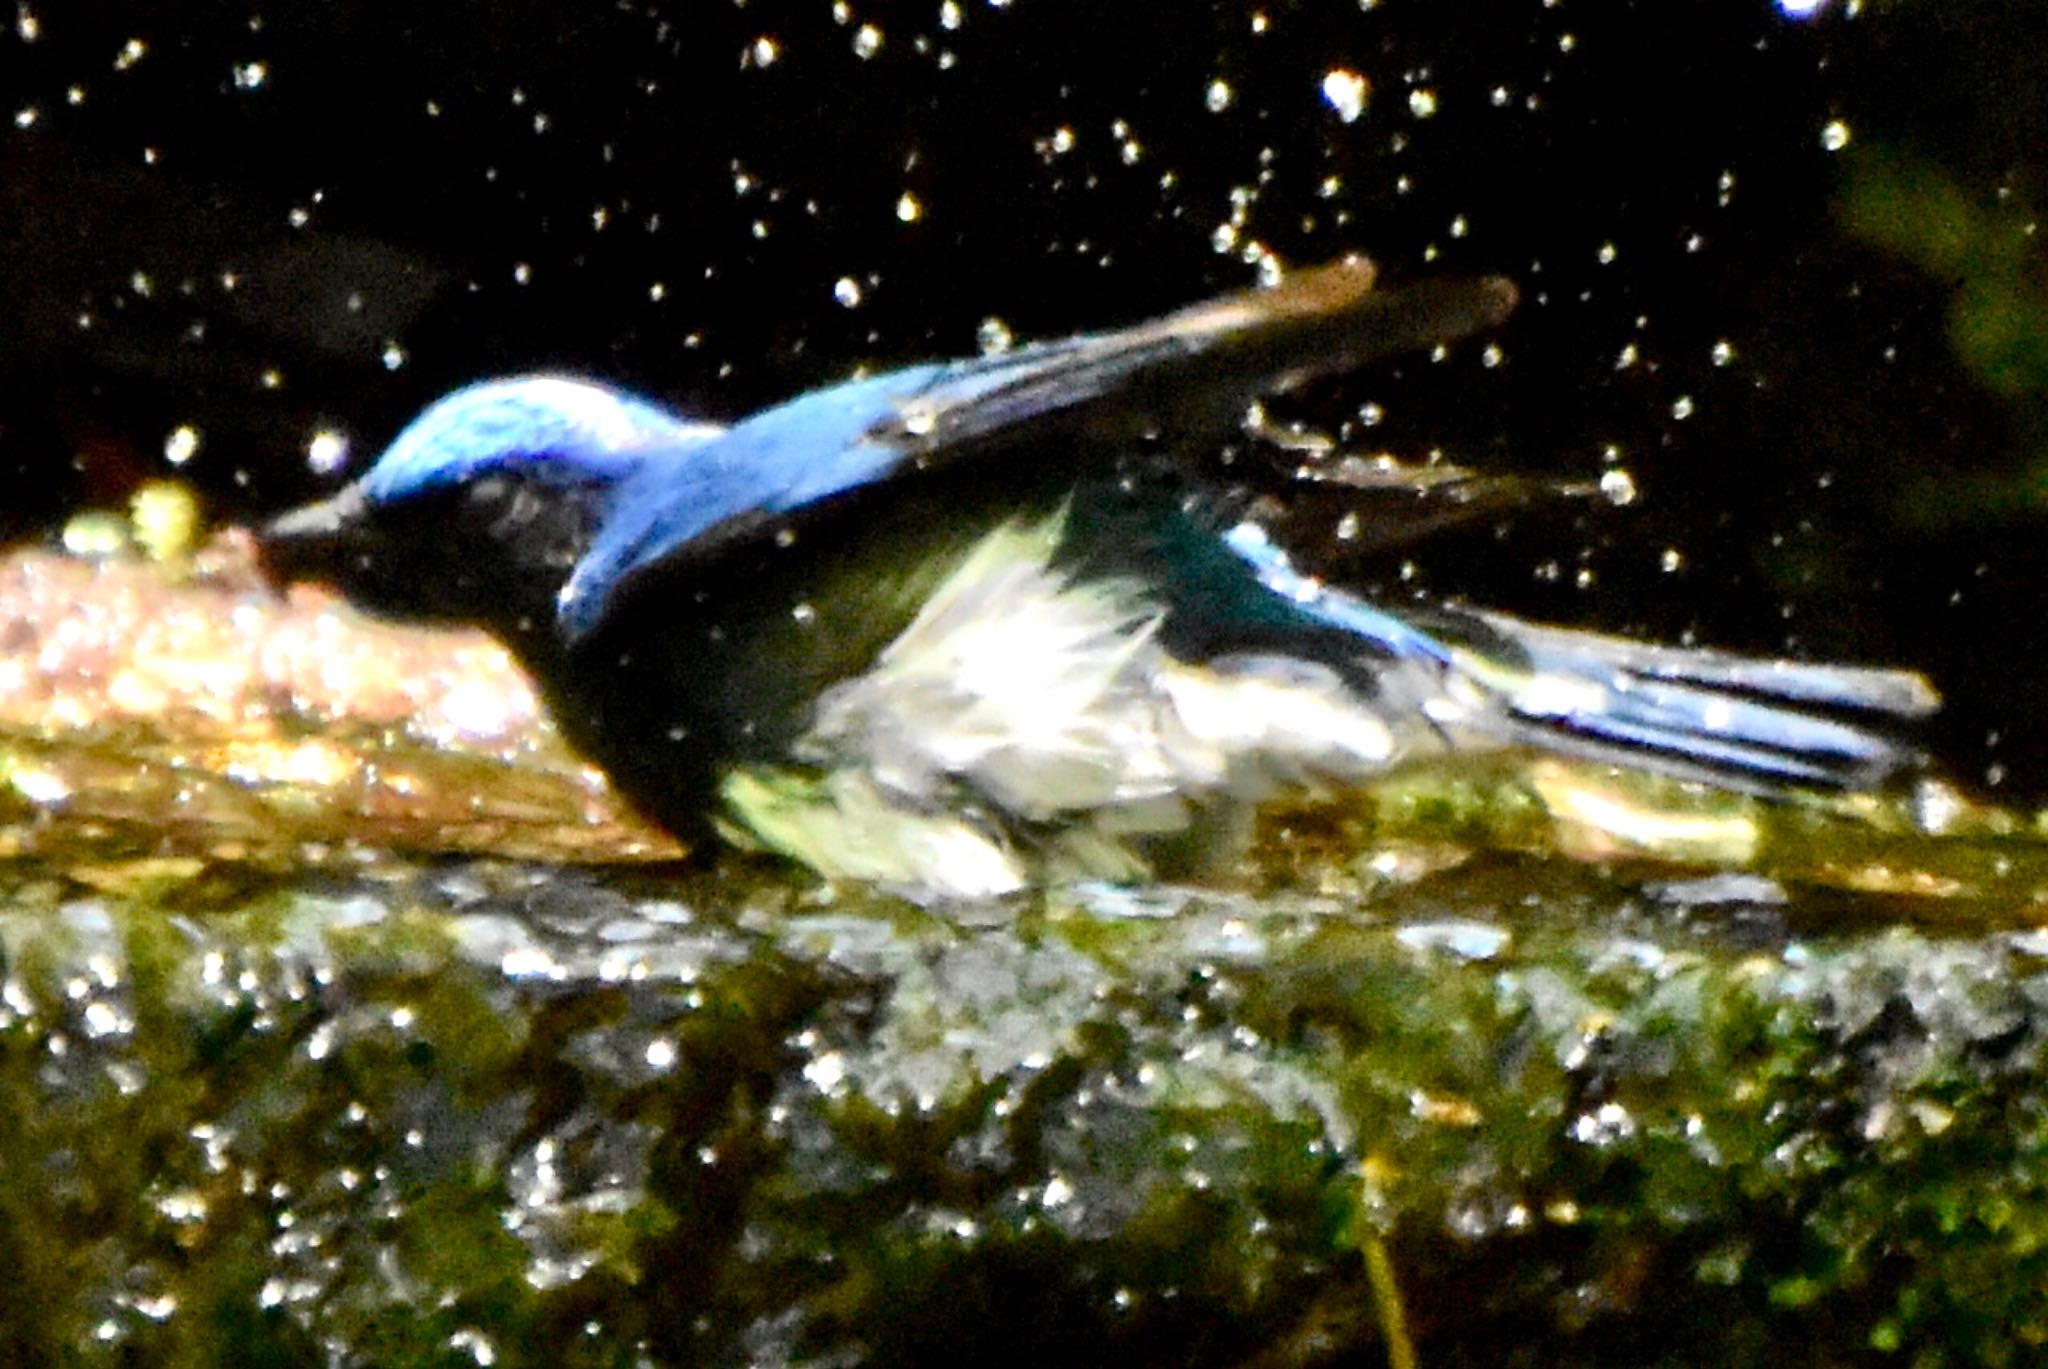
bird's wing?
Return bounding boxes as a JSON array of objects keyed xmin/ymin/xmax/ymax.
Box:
[
  {"xmin": 558, "ymin": 258, "xmax": 1515, "ymax": 642},
  {"xmin": 864, "ymin": 259, "xmax": 1514, "ymax": 457}
]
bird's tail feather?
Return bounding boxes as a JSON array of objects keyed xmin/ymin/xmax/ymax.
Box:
[
  {"xmin": 1218, "ymin": 522, "xmax": 1936, "ymax": 794},
  {"xmin": 1441, "ymin": 611, "xmax": 1938, "ymax": 792}
]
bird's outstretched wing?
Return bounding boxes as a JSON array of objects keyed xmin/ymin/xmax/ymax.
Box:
[
  {"xmin": 864, "ymin": 260, "xmax": 1514, "ymax": 456},
  {"xmin": 559, "ymin": 259, "xmax": 1515, "ymax": 642}
]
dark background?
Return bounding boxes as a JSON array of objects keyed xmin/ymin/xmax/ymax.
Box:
[{"xmin": 2, "ymin": 0, "xmax": 2043, "ymax": 794}]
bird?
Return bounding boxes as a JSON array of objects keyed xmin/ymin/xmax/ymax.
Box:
[{"xmin": 264, "ymin": 257, "xmax": 1939, "ymax": 897}]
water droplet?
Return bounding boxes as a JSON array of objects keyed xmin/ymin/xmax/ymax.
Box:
[
  {"xmin": 750, "ymin": 36, "xmax": 779, "ymax": 66},
  {"xmin": 1599, "ymin": 468, "xmax": 1638, "ymax": 505},
  {"xmin": 896, "ymin": 191, "xmax": 922, "ymax": 222},
  {"xmin": 852, "ymin": 23, "xmax": 882, "ymax": 58},
  {"xmin": 1321, "ymin": 69, "xmax": 1369, "ymax": 123},
  {"xmin": 977, "ymin": 317, "xmax": 1013, "ymax": 354},
  {"xmin": 306, "ymin": 430, "xmax": 349, "ymax": 474},
  {"xmin": 232, "ymin": 61, "xmax": 266, "ymax": 90},
  {"xmin": 1206, "ymin": 78, "xmax": 1234, "ymax": 112},
  {"xmin": 803, "ymin": 1051, "xmax": 847, "ymax": 1093},
  {"xmin": 833, "ymin": 276, "xmax": 863, "ymax": 307},
  {"xmin": 163, "ymin": 425, "xmax": 200, "ymax": 466},
  {"xmin": 1820, "ymin": 118, "xmax": 1850, "ymax": 152},
  {"xmin": 1407, "ymin": 87, "xmax": 1437, "ymax": 118}
]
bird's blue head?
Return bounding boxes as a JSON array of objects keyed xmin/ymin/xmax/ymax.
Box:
[
  {"xmin": 358, "ymin": 375, "xmax": 723, "ymax": 507},
  {"xmin": 266, "ymin": 375, "xmax": 723, "ymax": 639}
]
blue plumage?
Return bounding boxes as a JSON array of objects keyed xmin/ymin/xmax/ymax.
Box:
[
  {"xmin": 558, "ymin": 365, "xmax": 954, "ymax": 640},
  {"xmin": 361, "ymin": 374, "xmax": 723, "ymax": 503},
  {"xmin": 265, "ymin": 258, "xmax": 1938, "ymax": 893}
]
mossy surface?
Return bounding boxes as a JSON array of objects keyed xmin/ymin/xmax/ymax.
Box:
[{"xmin": 3, "ymin": 815, "xmax": 2048, "ymax": 1367}]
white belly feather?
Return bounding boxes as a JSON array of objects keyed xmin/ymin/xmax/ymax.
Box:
[{"xmin": 723, "ymin": 508, "xmax": 1416, "ymax": 896}]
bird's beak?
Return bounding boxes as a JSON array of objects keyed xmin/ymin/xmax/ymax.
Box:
[
  {"xmin": 263, "ymin": 483, "xmax": 369, "ymax": 544},
  {"xmin": 257, "ymin": 483, "xmax": 373, "ymax": 588}
]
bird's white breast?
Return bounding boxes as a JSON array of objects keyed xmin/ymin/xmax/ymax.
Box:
[{"xmin": 724, "ymin": 506, "xmax": 1412, "ymax": 896}]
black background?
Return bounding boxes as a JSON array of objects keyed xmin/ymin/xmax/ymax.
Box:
[{"xmin": 2, "ymin": 0, "xmax": 2043, "ymax": 794}]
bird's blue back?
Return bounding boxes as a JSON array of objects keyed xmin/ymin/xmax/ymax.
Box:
[
  {"xmin": 556, "ymin": 260, "xmax": 1511, "ymax": 640},
  {"xmin": 556, "ymin": 363, "xmax": 953, "ymax": 637}
]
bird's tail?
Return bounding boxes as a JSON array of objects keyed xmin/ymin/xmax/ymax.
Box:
[
  {"xmin": 1220, "ymin": 523, "xmax": 1936, "ymax": 793},
  {"xmin": 1422, "ymin": 609, "xmax": 1940, "ymax": 792}
]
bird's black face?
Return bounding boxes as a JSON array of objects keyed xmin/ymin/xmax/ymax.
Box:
[{"xmin": 263, "ymin": 470, "xmax": 612, "ymax": 645}]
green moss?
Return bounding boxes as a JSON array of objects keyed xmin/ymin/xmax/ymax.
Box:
[{"xmin": 2, "ymin": 827, "xmax": 2048, "ymax": 1364}]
